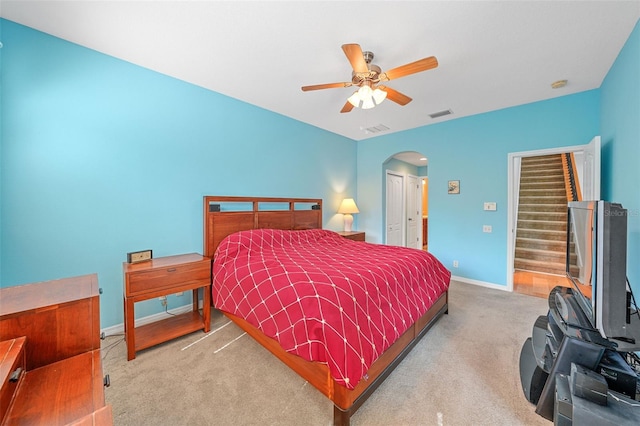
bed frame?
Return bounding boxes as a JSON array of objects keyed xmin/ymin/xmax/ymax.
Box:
[{"xmin": 203, "ymin": 196, "xmax": 448, "ymax": 426}]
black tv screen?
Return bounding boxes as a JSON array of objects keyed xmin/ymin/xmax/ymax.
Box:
[{"xmin": 566, "ymin": 200, "xmax": 640, "ymax": 351}]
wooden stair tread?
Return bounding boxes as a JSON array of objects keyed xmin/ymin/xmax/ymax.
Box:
[
  {"xmin": 515, "ymin": 237, "xmax": 570, "ymax": 248},
  {"xmin": 517, "ymin": 219, "xmax": 567, "ymax": 225},
  {"xmin": 518, "ymin": 204, "xmax": 567, "ymax": 212}
]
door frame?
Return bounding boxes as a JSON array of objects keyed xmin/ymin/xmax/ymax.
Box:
[
  {"xmin": 419, "ymin": 175, "xmax": 429, "ymax": 249},
  {"xmin": 406, "ymin": 174, "xmax": 422, "ymax": 249},
  {"xmin": 506, "ymin": 138, "xmax": 600, "ymax": 291}
]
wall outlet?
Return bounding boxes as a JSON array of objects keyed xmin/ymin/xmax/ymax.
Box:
[
  {"xmin": 159, "ymin": 295, "xmax": 167, "ymax": 307},
  {"xmin": 483, "ymin": 225, "xmax": 492, "ymax": 233},
  {"xmin": 453, "ymin": 260, "xmax": 459, "ymax": 268}
]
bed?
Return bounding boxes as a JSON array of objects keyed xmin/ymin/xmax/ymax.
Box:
[{"xmin": 203, "ymin": 196, "xmax": 451, "ymax": 425}]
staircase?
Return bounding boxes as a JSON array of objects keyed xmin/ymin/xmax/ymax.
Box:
[{"xmin": 514, "ymin": 154, "xmax": 571, "ymax": 275}]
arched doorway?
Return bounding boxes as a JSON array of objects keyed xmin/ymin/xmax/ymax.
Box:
[{"xmin": 382, "ymin": 151, "xmax": 428, "ymax": 250}]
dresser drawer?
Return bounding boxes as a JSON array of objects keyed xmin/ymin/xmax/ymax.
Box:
[
  {"xmin": 127, "ymin": 261, "xmax": 210, "ymax": 295},
  {"xmin": 0, "ymin": 337, "xmax": 26, "ymax": 424}
]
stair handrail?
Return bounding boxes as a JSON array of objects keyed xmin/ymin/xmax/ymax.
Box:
[{"xmin": 561, "ymin": 153, "xmax": 581, "ymax": 202}]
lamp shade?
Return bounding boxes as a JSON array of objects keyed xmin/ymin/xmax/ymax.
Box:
[{"xmin": 338, "ymin": 198, "xmax": 360, "ymax": 214}]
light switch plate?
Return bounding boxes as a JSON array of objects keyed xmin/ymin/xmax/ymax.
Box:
[{"xmin": 484, "ymin": 202, "xmax": 497, "ymax": 211}]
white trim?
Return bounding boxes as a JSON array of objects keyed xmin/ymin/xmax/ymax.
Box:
[
  {"xmin": 419, "ymin": 175, "xmax": 428, "ymax": 249},
  {"xmin": 507, "ymin": 143, "xmax": 590, "ymax": 159},
  {"xmin": 407, "ymin": 173, "xmax": 421, "ymax": 249},
  {"xmin": 451, "ymin": 275, "xmax": 510, "ymax": 292},
  {"xmin": 506, "ymin": 153, "xmax": 519, "ymax": 292}
]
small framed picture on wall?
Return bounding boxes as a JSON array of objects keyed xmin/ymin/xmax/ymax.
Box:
[{"xmin": 448, "ymin": 180, "xmax": 460, "ymax": 194}]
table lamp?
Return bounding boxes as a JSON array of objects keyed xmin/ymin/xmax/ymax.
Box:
[{"xmin": 338, "ymin": 198, "xmax": 359, "ymax": 232}]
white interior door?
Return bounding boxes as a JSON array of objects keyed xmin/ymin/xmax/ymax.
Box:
[
  {"xmin": 386, "ymin": 171, "xmax": 404, "ymax": 246},
  {"xmin": 581, "ymin": 136, "xmax": 601, "ymax": 200},
  {"xmin": 406, "ymin": 175, "xmax": 421, "ymax": 249}
]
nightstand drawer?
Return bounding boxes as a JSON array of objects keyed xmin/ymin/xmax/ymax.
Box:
[
  {"xmin": 337, "ymin": 231, "xmax": 365, "ymax": 241},
  {"xmin": 127, "ymin": 261, "xmax": 210, "ymax": 295}
]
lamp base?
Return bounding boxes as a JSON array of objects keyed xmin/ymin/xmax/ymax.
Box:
[{"xmin": 343, "ymin": 214, "xmax": 354, "ymax": 232}]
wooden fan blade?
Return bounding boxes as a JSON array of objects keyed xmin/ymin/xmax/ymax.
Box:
[
  {"xmin": 379, "ymin": 56, "xmax": 438, "ymax": 82},
  {"xmin": 378, "ymin": 85, "xmax": 412, "ymax": 106},
  {"xmin": 340, "ymin": 101, "xmax": 354, "ymax": 113},
  {"xmin": 301, "ymin": 82, "xmax": 352, "ymax": 91},
  {"xmin": 342, "ymin": 44, "xmax": 368, "ymax": 73}
]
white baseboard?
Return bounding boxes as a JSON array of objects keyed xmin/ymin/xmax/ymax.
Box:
[
  {"xmin": 450, "ymin": 275, "xmax": 510, "ymax": 292},
  {"xmin": 101, "ymin": 303, "xmax": 196, "ymax": 337}
]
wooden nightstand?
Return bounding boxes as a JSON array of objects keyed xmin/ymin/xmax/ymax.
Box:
[
  {"xmin": 337, "ymin": 231, "xmax": 365, "ymax": 241},
  {"xmin": 123, "ymin": 253, "xmax": 211, "ymax": 360}
]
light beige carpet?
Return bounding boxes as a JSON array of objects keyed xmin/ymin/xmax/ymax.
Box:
[{"xmin": 102, "ymin": 280, "xmax": 550, "ymax": 425}]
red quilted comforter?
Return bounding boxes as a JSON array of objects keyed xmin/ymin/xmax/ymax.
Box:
[{"xmin": 212, "ymin": 229, "xmax": 451, "ymax": 390}]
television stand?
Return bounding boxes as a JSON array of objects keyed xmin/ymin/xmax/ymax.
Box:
[{"xmin": 519, "ymin": 286, "xmax": 640, "ymax": 423}]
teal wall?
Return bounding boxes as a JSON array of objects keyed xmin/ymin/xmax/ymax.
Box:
[
  {"xmin": 600, "ymin": 20, "xmax": 640, "ymax": 295},
  {"xmin": 1, "ymin": 17, "xmax": 638, "ymax": 327},
  {"xmin": 0, "ymin": 20, "xmax": 357, "ymax": 327},
  {"xmin": 357, "ymin": 91, "xmax": 600, "ymax": 286}
]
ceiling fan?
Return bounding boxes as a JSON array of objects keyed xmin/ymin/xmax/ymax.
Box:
[{"xmin": 301, "ymin": 43, "xmax": 438, "ymax": 113}]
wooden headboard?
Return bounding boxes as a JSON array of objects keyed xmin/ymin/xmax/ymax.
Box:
[{"xmin": 203, "ymin": 196, "xmax": 323, "ymax": 258}]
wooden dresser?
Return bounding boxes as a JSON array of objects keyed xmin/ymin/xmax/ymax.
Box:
[{"xmin": 0, "ymin": 274, "xmax": 112, "ymax": 425}]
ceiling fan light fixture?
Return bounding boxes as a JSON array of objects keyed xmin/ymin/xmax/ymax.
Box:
[
  {"xmin": 361, "ymin": 96, "xmax": 376, "ymax": 109},
  {"xmin": 372, "ymin": 88, "xmax": 387, "ymax": 104},
  {"xmin": 357, "ymin": 84, "xmax": 373, "ymax": 98},
  {"xmin": 302, "ymin": 43, "xmax": 438, "ymax": 114},
  {"xmin": 347, "ymin": 91, "xmax": 361, "ymax": 108},
  {"xmin": 348, "ymin": 84, "xmax": 386, "ymax": 109}
]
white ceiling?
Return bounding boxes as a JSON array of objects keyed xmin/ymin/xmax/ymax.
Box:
[{"xmin": 1, "ymin": 1, "xmax": 639, "ymax": 141}]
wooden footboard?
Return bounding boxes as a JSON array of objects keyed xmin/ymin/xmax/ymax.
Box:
[{"xmin": 222, "ymin": 291, "xmax": 448, "ymax": 426}]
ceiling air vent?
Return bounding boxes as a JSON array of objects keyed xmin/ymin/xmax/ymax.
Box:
[
  {"xmin": 429, "ymin": 109, "xmax": 453, "ymax": 119},
  {"xmin": 362, "ymin": 124, "xmax": 390, "ymax": 134}
]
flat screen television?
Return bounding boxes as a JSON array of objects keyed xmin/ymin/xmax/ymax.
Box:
[{"xmin": 566, "ymin": 200, "xmax": 640, "ymax": 351}]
